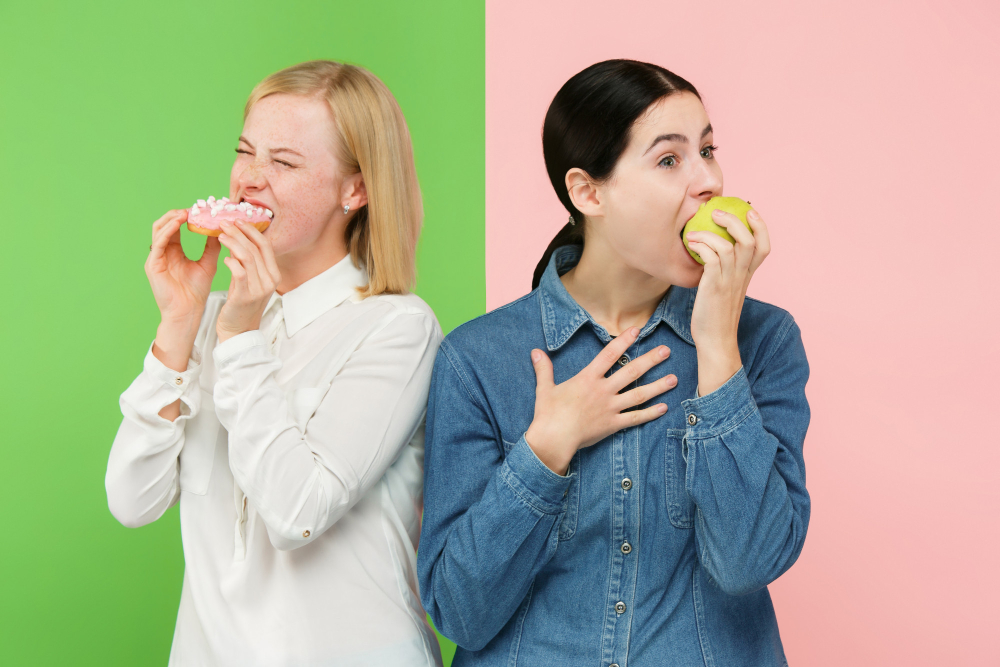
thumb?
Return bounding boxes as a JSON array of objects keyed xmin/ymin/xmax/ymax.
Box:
[
  {"xmin": 198, "ymin": 235, "xmax": 222, "ymax": 270},
  {"xmin": 530, "ymin": 349, "xmax": 554, "ymax": 389}
]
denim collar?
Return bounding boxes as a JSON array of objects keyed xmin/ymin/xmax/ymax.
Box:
[{"xmin": 537, "ymin": 245, "xmax": 695, "ymax": 351}]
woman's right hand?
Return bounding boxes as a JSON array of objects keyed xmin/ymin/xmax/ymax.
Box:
[
  {"xmin": 145, "ymin": 209, "xmax": 221, "ymax": 373},
  {"xmin": 524, "ymin": 327, "xmax": 676, "ymax": 475}
]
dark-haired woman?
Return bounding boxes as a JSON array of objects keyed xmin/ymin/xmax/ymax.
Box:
[{"xmin": 418, "ymin": 60, "xmax": 810, "ymax": 666}]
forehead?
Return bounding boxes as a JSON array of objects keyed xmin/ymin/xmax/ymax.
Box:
[
  {"xmin": 243, "ymin": 93, "xmax": 336, "ymax": 152},
  {"xmin": 628, "ymin": 92, "xmax": 710, "ymax": 148}
]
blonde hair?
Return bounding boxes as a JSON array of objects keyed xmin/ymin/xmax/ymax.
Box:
[{"xmin": 245, "ymin": 60, "xmax": 422, "ymax": 297}]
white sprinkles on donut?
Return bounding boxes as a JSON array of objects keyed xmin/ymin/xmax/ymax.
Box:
[{"xmin": 187, "ymin": 196, "xmax": 273, "ymax": 237}]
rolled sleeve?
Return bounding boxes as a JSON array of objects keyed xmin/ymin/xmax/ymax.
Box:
[{"xmin": 501, "ymin": 435, "xmax": 574, "ymax": 515}]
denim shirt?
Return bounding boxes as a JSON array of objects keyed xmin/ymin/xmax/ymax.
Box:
[{"xmin": 418, "ymin": 245, "xmax": 810, "ymax": 667}]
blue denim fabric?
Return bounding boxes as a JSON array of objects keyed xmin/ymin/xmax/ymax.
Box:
[{"xmin": 418, "ymin": 245, "xmax": 810, "ymax": 667}]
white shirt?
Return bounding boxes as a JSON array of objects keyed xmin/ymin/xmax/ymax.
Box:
[{"xmin": 106, "ymin": 255, "xmax": 444, "ymax": 667}]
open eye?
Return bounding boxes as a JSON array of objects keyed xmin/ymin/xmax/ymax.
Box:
[
  {"xmin": 658, "ymin": 155, "xmax": 678, "ymax": 168},
  {"xmin": 700, "ymin": 144, "xmax": 719, "ymax": 159}
]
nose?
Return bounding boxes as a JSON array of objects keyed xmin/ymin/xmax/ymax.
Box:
[
  {"xmin": 238, "ymin": 159, "xmax": 266, "ymax": 192},
  {"xmin": 692, "ymin": 153, "xmax": 723, "ymax": 200}
]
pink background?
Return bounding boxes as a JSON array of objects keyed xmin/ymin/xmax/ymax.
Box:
[{"xmin": 486, "ymin": 1, "xmax": 1000, "ymax": 664}]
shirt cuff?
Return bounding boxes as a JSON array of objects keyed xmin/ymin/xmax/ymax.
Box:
[
  {"xmin": 499, "ymin": 435, "xmax": 574, "ymax": 515},
  {"xmin": 681, "ymin": 366, "xmax": 758, "ymax": 438},
  {"xmin": 143, "ymin": 343, "xmax": 201, "ymax": 392},
  {"xmin": 213, "ymin": 330, "xmax": 268, "ymax": 365}
]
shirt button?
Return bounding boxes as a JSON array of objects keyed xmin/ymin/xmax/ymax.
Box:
[
  {"xmin": 175, "ymin": 377, "xmax": 183, "ymax": 386},
  {"xmin": 621, "ymin": 541, "xmax": 632, "ymax": 554},
  {"xmin": 687, "ymin": 413, "xmax": 698, "ymax": 426},
  {"xmin": 610, "ymin": 664, "xmax": 621, "ymax": 667},
  {"xmin": 621, "ymin": 477, "xmax": 632, "ymax": 491},
  {"xmin": 615, "ymin": 601, "xmax": 626, "ymax": 614},
  {"xmin": 302, "ymin": 530, "xmax": 311, "ymax": 538},
  {"xmin": 618, "ymin": 355, "xmax": 629, "ymax": 366}
]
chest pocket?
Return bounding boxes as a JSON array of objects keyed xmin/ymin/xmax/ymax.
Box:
[
  {"xmin": 502, "ymin": 438, "xmax": 579, "ymax": 541},
  {"xmin": 664, "ymin": 429, "xmax": 695, "ymax": 528},
  {"xmin": 179, "ymin": 390, "xmax": 220, "ymax": 495}
]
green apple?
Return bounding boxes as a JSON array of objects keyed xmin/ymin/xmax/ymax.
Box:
[{"xmin": 682, "ymin": 196, "xmax": 754, "ymax": 265}]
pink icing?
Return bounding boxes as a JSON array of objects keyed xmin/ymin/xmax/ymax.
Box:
[{"xmin": 188, "ymin": 196, "xmax": 273, "ymax": 230}]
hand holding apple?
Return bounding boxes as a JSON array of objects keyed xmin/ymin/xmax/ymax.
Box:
[
  {"xmin": 683, "ymin": 196, "xmax": 754, "ymax": 264},
  {"xmin": 684, "ymin": 200, "xmax": 771, "ymax": 397}
]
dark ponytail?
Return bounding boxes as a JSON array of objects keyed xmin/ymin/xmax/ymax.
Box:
[{"xmin": 532, "ymin": 60, "xmax": 701, "ymax": 289}]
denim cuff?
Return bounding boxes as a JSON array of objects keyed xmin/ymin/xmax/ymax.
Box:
[
  {"xmin": 499, "ymin": 435, "xmax": 574, "ymax": 515},
  {"xmin": 681, "ymin": 366, "xmax": 758, "ymax": 438}
]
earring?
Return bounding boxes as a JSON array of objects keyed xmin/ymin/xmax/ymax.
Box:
[
  {"xmin": 343, "ymin": 204, "xmax": 350, "ymax": 214},
  {"xmin": 568, "ymin": 214, "xmax": 576, "ymax": 226}
]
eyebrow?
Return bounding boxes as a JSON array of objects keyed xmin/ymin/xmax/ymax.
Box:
[
  {"xmin": 643, "ymin": 123, "xmax": 713, "ymax": 155},
  {"xmin": 238, "ymin": 136, "xmax": 304, "ymax": 159}
]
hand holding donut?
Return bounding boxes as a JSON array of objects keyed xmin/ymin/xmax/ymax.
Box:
[
  {"xmin": 685, "ymin": 207, "xmax": 771, "ymax": 395},
  {"xmin": 146, "ymin": 209, "xmax": 221, "ymax": 373},
  {"xmin": 216, "ymin": 219, "xmax": 282, "ymax": 343}
]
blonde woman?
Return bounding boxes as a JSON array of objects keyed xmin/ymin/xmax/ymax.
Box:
[{"xmin": 106, "ymin": 61, "xmax": 443, "ymax": 666}]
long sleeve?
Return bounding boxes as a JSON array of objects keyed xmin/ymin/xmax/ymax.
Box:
[
  {"xmin": 682, "ymin": 316, "xmax": 811, "ymax": 596},
  {"xmin": 106, "ymin": 344, "xmax": 203, "ymax": 528},
  {"xmin": 212, "ymin": 309, "xmax": 440, "ymax": 551},
  {"xmin": 417, "ymin": 340, "xmax": 574, "ymax": 652}
]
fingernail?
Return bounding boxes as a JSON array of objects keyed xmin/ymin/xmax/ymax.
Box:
[
  {"xmin": 659, "ymin": 347, "xmax": 669, "ymax": 358},
  {"xmin": 748, "ymin": 210, "xmax": 759, "ymax": 220},
  {"xmin": 629, "ymin": 327, "xmax": 639, "ymax": 337},
  {"xmin": 712, "ymin": 209, "xmax": 725, "ymax": 217},
  {"xmin": 531, "ymin": 350, "xmax": 541, "ymax": 363},
  {"xmin": 658, "ymin": 404, "xmax": 668, "ymax": 414}
]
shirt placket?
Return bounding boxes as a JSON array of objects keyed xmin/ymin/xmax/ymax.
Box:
[{"xmin": 600, "ymin": 340, "xmax": 643, "ymax": 667}]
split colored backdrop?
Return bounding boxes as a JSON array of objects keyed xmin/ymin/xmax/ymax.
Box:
[{"xmin": 2, "ymin": 1, "xmax": 999, "ymax": 665}]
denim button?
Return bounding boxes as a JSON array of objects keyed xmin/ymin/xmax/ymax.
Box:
[
  {"xmin": 614, "ymin": 601, "xmax": 626, "ymax": 614},
  {"xmin": 610, "ymin": 664, "xmax": 620, "ymax": 667},
  {"xmin": 621, "ymin": 542, "xmax": 632, "ymax": 554},
  {"xmin": 621, "ymin": 478, "xmax": 632, "ymax": 491},
  {"xmin": 618, "ymin": 355, "xmax": 629, "ymax": 366},
  {"xmin": 687, "ymin": 413, "xmax": 698, "ymax": 426}
]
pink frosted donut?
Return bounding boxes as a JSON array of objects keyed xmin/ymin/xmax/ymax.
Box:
[{"xmin": 187, "ymin": 196, "xmax": 273, "ymax": 237}]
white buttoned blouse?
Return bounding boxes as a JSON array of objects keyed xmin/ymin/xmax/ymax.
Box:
[{"xmin": 106, "ymin": 255, "xmax": 444, "ymax": 666}]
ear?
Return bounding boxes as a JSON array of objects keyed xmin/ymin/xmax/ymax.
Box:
[
  {"xmin": 341, "ymin": 171, "xmax": 368, "ymax": 211},
  {"xmin": 565, "ymin": 168, "xmax": 603, "ymax": 218}
]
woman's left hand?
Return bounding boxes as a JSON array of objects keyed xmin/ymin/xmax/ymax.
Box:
[
  {"xmin": 685, "ymin": 207, "xmax": 770, "ymax": 395},
  {"xmin": 216, "ymin": 219, "xmax": 282, "ymax": 343}
]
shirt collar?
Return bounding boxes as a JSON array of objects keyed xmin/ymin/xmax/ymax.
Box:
[
  {"xmin": 537, "ymin": 245, "xmax": 696, "ymax": 351},
  {"xmin": 265, "ymin": 254, "xmax": 368, "ymax": 337}
]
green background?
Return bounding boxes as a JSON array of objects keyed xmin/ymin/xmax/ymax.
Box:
[{"xmin": 0, "ymin": 1, "xmax": 483, "ymax": 664}]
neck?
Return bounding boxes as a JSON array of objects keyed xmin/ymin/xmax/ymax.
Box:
[
  {"xmin": 560, "ymin": 241, "xmax": 669, "ymax": 337},
  {"xmin": 274, "ymin": 236, "xmax": 350, "ymax": 296}
]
